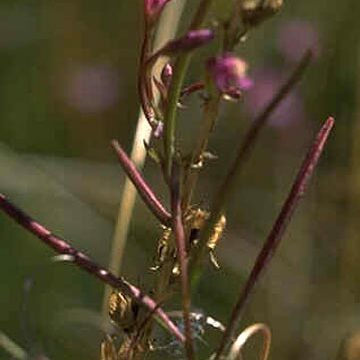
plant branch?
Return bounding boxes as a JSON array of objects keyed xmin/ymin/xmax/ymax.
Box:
[
  {"xmin": 0, "ymin": 193, "xmax": 184, "ymax": 343},
  {"xmin": 138, "ymin": 22, "xmax": 155, "ymax": 125},
  {"xmin": 164, "ymin": 55, "xmax": 191, "ymax": 176},
  {"xmin": 214, "ymin": 116, "xmax": 335, "ymax": 359},
  {"xmin": 103, "ymin": 0, "xmax": 187, "ymax": 317},
  {"xmin": 111, "ymin": 140, "xmax": 171, "ymax": 225},
  {"xmin": 189, "ymin": 50, "xmax": 313, "ymax": 280},
  {"xmin": 170, "ymin": 162, "xmax": 195, "ymax": 359},
  {"xmin": 182, "ymin": 92, "xmax": 221, "ymax": 209},
  {"xmin": 163, "ymin": 0, "xmax": 216, "ymax": 176}
]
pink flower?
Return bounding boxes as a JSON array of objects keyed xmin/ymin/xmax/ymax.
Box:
[
  {"xmin": 63, "ymin": 64, "xmax": 119, "ymax": 114},
  {"xmin": 144, "ymin": 0, "xmax": 172, "ymax": 23},
  {"xmin": 206, "ymin": 54, "xmax": 253, "ymax": 99}
]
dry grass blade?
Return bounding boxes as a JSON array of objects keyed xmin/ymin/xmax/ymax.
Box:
[{"xmin": 0, "ymin": 331, "xmax": 27, "ymax": 360}]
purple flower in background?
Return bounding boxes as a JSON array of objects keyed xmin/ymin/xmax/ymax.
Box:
[
  {"xmin": 277, "ymin": 19, "xmax": 321, "ymax": 62},
  {"xmin": 206, "ymin": 54, "xmax": 253, "ymax": 99},
  {"xmin": 63, "ymin": 64, "xmax": 120, "ymax": 114},
  {"xmin": 244, "ymin": 68, "xmax": 305, "ymax": 128}
]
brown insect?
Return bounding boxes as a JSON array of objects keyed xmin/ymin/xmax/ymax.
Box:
[
  {"xmin": 186, "ymin": 208, "xmax": 226, "ymax": 269},
  {"xmin": 100, "ymin": 291, "xmax": 141, "ymax": 360},
  {"xmin": 151, "ymin": 208, "xmax": 226, "ymax": 272}
]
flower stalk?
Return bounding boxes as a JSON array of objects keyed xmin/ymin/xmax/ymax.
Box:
[
  {"xmin": 0, "ymin": 1, "xmax": 337, "ymax": 358},
  {"xmin": 189, "ymin": 50, "xmax": 313, "ymax": 282},
  {"xmin": 162, "ymin": 0, "xmax": 217, "ymax": 177}
]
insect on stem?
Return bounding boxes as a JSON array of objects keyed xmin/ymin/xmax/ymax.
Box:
[
  {"xmin": 214, "ymin": 117, "xmax": 335, "ymax": 359},
  {"xmin": 0, "ymin": 193, "xmax": 184, "ymax": 343}
]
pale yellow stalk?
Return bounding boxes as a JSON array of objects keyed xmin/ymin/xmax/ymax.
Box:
[{"xmin": 0, "ymin": 332, "xmax": 27, "ymax": 360}]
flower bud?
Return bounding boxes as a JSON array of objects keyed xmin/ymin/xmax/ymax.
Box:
[
  {"xmin": 206, "ymin": 54, "xmax": 253, "ymax": 99},
  {"xmin": 240, "ymin": 0, "xmax": 283, "ymax": 27},
  {"xmin": 160, "ymin": 63, "xmax": 173, "ymax": 88},
  {"xmin": 144, "ymin": 0, "xmax": 172, "ymax": 23},
  {"xmin": 161, "ymin": 29, "xmax": 214, "ymax": 56}
]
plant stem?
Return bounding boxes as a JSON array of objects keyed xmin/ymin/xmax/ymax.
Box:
[
  {"xmin": 214, "ymin": 117, "xmax": 335, "ymax": 359},
  {"xmin": 164, "ymin": 55, "xmax": 191, "ymax": 176},
  {"xmin": 171, "ymin": 162, "xmax": 195, "ymax": 359},
  {"xmin": 189, "ymin": 50, "xmax": 312, "ymax": 282},
  {"xmin": 138, "ymin": 22, "xmax": 154, "ymax": 124},
  {"xmin": 0, "ymin": 194, "xmax": 185, "ymax": 343},
  {"xmin": 111, "ymin": 140, "xmax": 171, "ymax": 225},
  {"xmin": 103, "ymin": 0, "xmax": 187, "ymax": 318},
  {"xmin": 163, "ymin": 0, "xmax": 216, "ymax": 177},
  {"xmin": 182, "ymin": 92, "xmax": 221, "ymax": 209}
]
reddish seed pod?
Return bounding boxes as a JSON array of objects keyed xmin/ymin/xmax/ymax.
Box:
[{"xmin": 161, "ymin": 29, "xmax": 214, "ymax": 56}]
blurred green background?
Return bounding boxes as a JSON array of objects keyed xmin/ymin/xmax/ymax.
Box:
[{"xmin": 1, "ymin": 0, "xmax": 360, "ymax": 359}]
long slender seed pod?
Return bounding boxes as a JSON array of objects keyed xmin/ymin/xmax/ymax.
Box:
[
  {"xmin": 111, "ymin": 140, "xmax": 171, "ymax": 225},
  {"xmin": 214, "ymin": 117, "xmax": 335, "ymax": 359}
]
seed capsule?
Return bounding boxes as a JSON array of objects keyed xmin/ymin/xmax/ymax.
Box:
[{"xmin": 240, "ymin": 0, "xmax": 284, "ymax": 27}]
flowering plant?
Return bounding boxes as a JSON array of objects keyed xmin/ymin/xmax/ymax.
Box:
[{"xmin": 0, "ymin": 1, "xmax": 334, "ymax": 359}]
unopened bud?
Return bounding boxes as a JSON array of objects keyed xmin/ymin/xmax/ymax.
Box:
[
  {"xmin": 240, "ymin": 0, "xmax": 283, "ymax": 27},
  {"xmin": 206, "ymin": 54, "xmax": 253, "ymax": 99},
  {"xmin": 144, "ymin": 0, "xmax": 172, "ymax": 24},
  {"xmin": 161, "ymin": 29, "xmax": 214, "ymax": 56},
  {"xmin": 161, "ymin": 63, "xmax": 173, "ymax": 88}
]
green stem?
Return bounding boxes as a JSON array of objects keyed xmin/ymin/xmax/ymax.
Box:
[
  {"xmin": 171, "ymin": 162, "xmax": 196, "ymax": 360},
  {"xmin": 163, "ymin": 0, "xmax": 216, "ymax": 177},
  {"xmin": 164, "ymin": 55, "xmax": 191, "ymax": 176},
  {"xmin": 102, "ymin": 0, "xmax": 187, "ymax": 320},
  {"xmin": 182, "ymin": 92, "xmax": 221, "ymax": 209}
]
